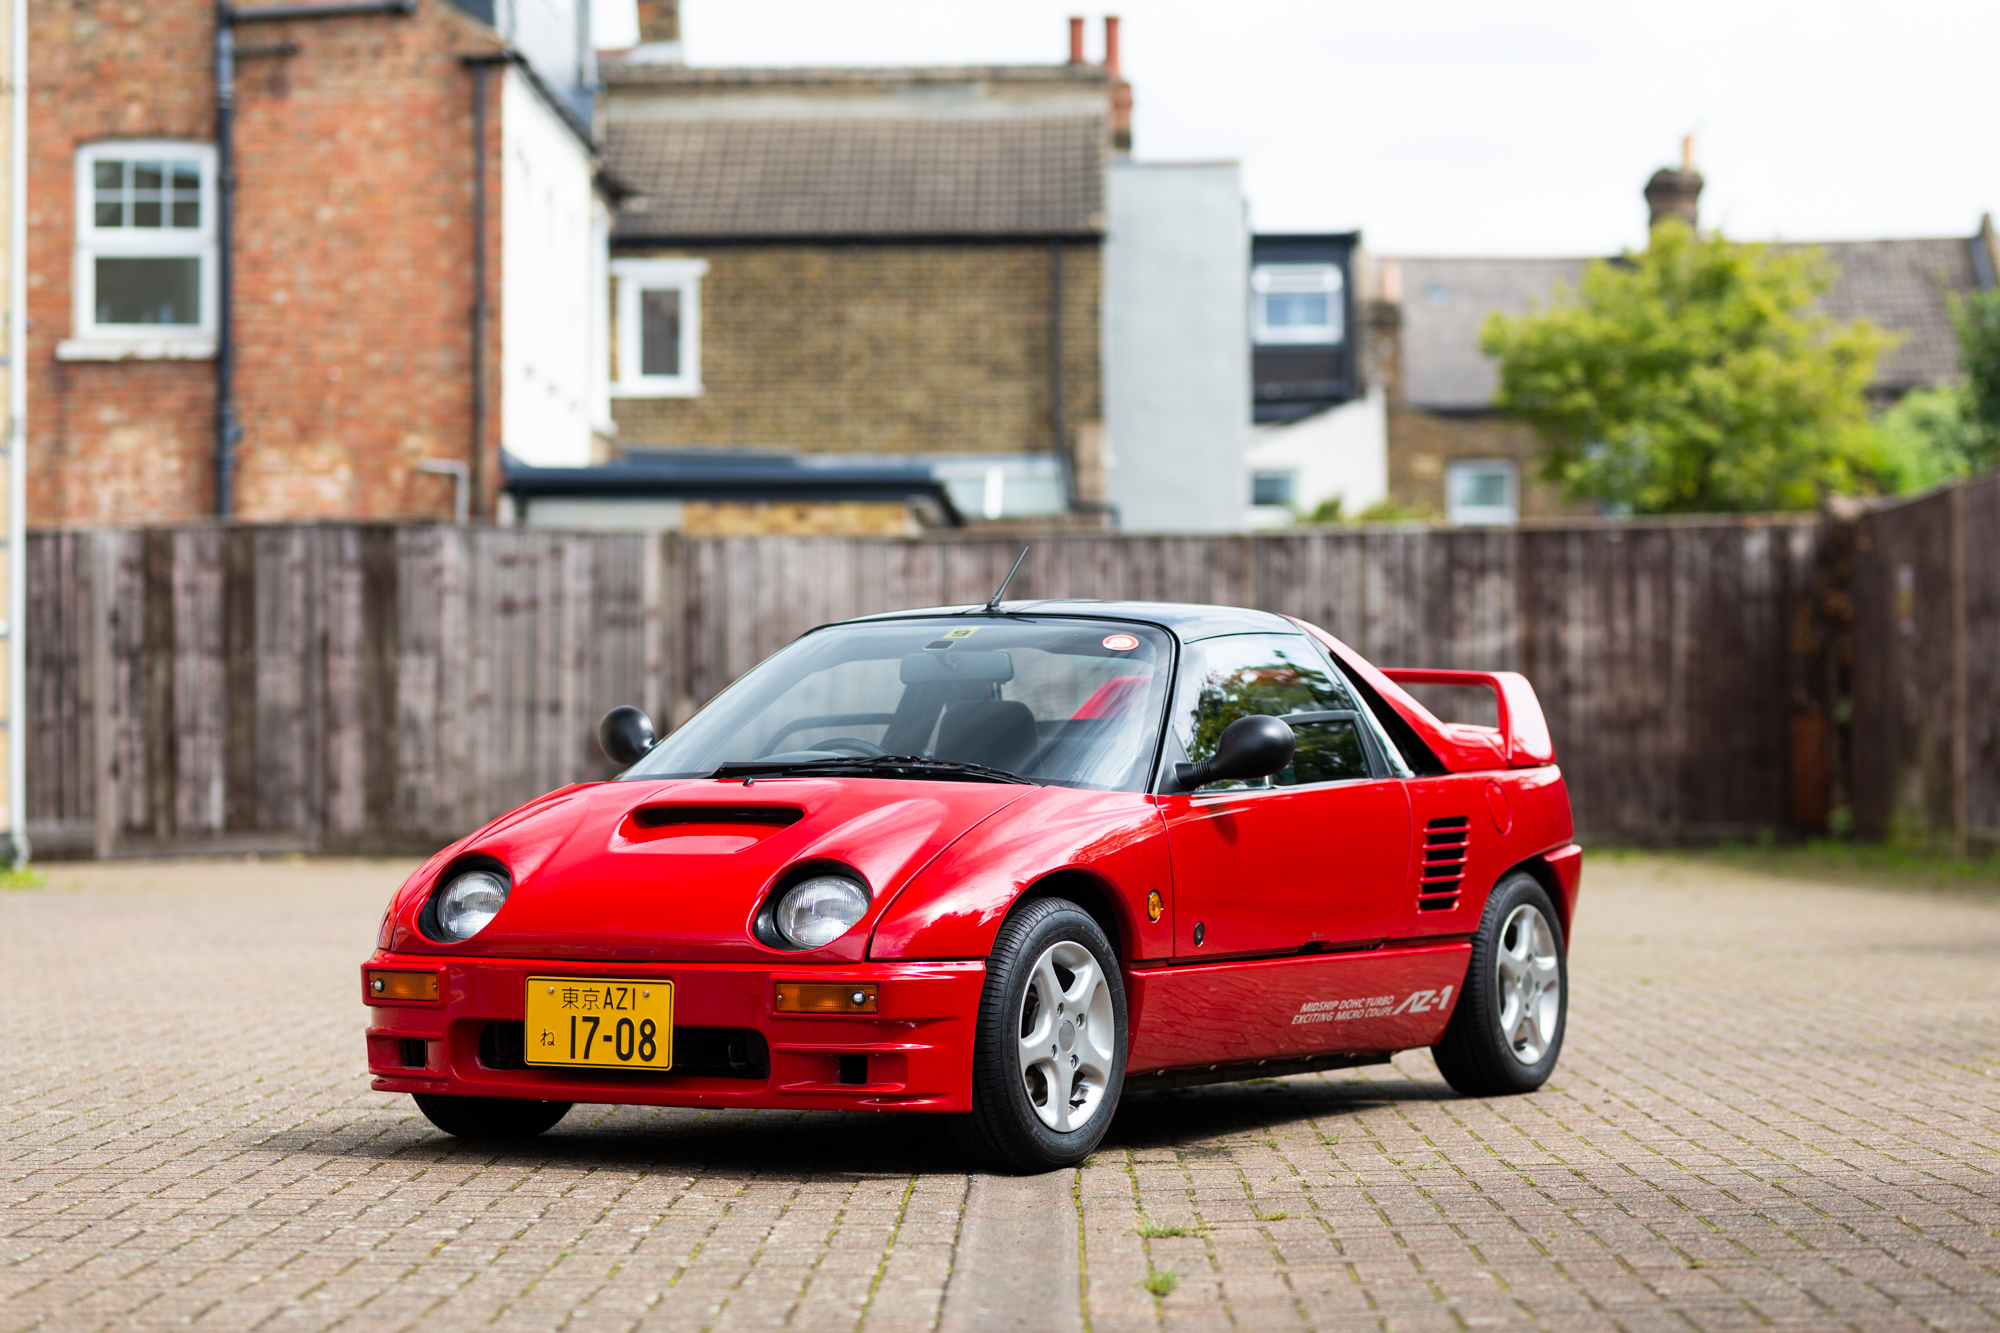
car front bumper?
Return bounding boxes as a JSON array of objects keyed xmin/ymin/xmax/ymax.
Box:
[{"xmin": 362, "ymin": 953, "xmax": 985, "ymax": 1113}]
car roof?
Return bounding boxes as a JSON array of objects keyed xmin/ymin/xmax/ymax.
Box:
[{"xmin": 840, "ymin": 599, "xmax": 1300, "ymax": 642}]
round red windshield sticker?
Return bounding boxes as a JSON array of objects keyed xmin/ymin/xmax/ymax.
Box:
[{"xmin": 1101, "ymin": 634, "xmax": 1140, "ymax": 651}]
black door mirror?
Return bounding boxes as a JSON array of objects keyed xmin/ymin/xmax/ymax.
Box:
[
  {"xmin": 1174, "ymin": 714, "xmax": 1295, "ymax": 792},
  {"xmin": 598, "ymin": 705, "xmax": 657, "ymax": 767}
]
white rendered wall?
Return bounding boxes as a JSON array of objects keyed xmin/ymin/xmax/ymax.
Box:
[
  {"xmin": 1245, "ymin": 387, "xmax": 1388, "ymax": 525},
  {"xmin": 501, "ymin": 68, "xmax": 598, "ymax": 469},
  {"xmin": 1102, "ymin": 161, "xmax": 1249, "ymax": 532}
]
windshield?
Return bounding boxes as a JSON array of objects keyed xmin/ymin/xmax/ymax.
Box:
[{"xmin": 622, "ymin": 617, "xmax": 1176, "ymax": 790}]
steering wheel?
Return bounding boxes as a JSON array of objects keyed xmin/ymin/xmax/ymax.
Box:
[{"xmin": 813, "ymin": 737, "xmax": 887, "ymax": 757}]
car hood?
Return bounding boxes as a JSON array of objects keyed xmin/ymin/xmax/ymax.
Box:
[{"xmin": 391, "ymin": 775, "xmax": 1036, "ymax": 962}]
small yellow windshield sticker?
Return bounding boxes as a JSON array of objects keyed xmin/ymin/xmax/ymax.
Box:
[{"xmin": 942, "ymin": 627, "xmax": 980, "ymax": 638}]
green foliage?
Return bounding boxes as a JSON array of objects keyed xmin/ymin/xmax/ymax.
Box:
[
  {"xmin": 1863, "ymin": 291, "xmax": 2000, "ymax": 491},
  {"xmin": 1954, "ymin": 288, "xmax": 2000, "ymax": 451},
  {"xmin": 1872, "ymin": 385, "xmax": 1981, "ymax": 492},
  {"xmin": 1304, "ymin": 496, "xmax": 1436, "ymax": 524},
  {"xmin": 1142, "ymin": 1270, "xmax": 1180, "ymax": 1297},
  {"xmin": 1481, "ymin": 221, "xmax": 1895, "ymax": 513},
  {"xmin": 1135, "ymin": 1217, "xmax": 1194, "ymax": 1238}
]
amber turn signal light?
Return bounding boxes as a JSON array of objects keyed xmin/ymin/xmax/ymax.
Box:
[
  {"xmin": 774, "ymin": 981, "xmax": 878, "ymax": 1014},
  {"xmin": 367, "ymin": 970, "xmax": 440, "ymax": 1002},
  {"xmin": 1146, "ymin": 890, "xmax": 1163, "ymax": 922}
]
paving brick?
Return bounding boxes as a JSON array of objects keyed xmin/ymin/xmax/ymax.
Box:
[{"xmin": 11, "ymin": 856, "xmax": 2000, "ymax": 1329}]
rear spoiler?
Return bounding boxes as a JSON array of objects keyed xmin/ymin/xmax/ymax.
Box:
[
  {"xmin": 1379, "ymin": 669, "xmax": 1555, "ymax": 769},
  {"xmin": 1287, "ymin": 620, "xmax": 1554, "ymax": 772}
]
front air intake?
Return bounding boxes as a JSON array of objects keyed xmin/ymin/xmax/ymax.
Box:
[{"xmin": 1419, "ymin": 816, "xmax": 1470, "ymax": 911}]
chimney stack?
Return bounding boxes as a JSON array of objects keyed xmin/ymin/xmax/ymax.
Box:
[
  {"xmin": 1644, "ymin": 135, "xmax": 1703, "ymax": 232},
  {"xmin": 634, "ymin": 0, "xmax": 679, "ymax": 45},
  {"xmin": 1104, "ymin": 16, "xmax": 1132, "ymax": 153},
  {"xmin": 1069, "ymin": 16, "xmax": 1085, "ymax": 64}
]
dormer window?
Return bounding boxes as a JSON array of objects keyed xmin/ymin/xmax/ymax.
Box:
[{"xmin": 1252, "ymin": 263, "xmax": 1343, "ymax": 346}]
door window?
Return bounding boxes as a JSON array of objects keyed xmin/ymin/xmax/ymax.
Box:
[{"xmin": 1171, "ymin": 634, "xmax": 1372, "ymax": 789}]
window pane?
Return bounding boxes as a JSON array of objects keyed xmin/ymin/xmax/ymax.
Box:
[
  {"xmin": 171, "ymin": 163, "xmax": 201, "ymax": 228},
  {"xmin": 133, "ymin": 160, "xmax": 164, "ymax": 191},
  {"xmin": 1174, "ymin": 635, "xmax": 1364, "ymax": 788},
  {"xmin": 133, "ymin": 199, "xmax": 163, "ymax": 228},
  {"xmin": 93, "ymin": 160, "xmax": 125, "ymax": 191},
  {"xmin": 640, "ymin": 288, "xmax": 681, "ymax": 377},
  {"xmin": 95, "ymin": 257, "xmax": 200, "ymax": 326},
  {"xmin": 1251, "ymin": 472, "xmax": 1295, "ymax": 507},
  {"xmin": 95, "ymin": 200, "xmax": 124, "ymax": 228},
  {"xmin": 1263, "ymin": 293, "xmax": 1329, "ymax": 329}
]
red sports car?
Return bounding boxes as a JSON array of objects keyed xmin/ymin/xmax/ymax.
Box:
[{"xmin": 362, "ymin": 599, "xmax": 1580, "ymax": 1171}]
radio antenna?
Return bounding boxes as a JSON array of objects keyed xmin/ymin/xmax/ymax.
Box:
[{"xmin": 984, "ymin": 546, "xmax": 1029, "ymax": 614}]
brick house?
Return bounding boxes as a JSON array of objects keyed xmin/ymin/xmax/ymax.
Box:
[
  {"xmin": 572, "ymin": 19, "xmax": 1119, "ymax": 529},
  {"xmin": 27, "ymin": 0, "xmax": 607, "ymax": 525},
  {"xmin": 1380, "ymin": 166, "xmax": 2000, "ymax": 523}
]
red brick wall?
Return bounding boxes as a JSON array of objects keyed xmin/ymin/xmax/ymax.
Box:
[{"xmin": 28, "ymin": 0, "xmax": 508, "ymax": 524}]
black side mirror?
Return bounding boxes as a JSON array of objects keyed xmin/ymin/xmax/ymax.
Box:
[
  {"xmin": 598, "ymin": 705, "xmax": 657, "ymax": 767},
  {"xmin": 1174, "ymin": 714, "xmax": 1295, "ymax": 792}
]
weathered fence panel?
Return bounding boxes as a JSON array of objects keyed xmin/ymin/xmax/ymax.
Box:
[
  {"xmin": 1852, "ymin": 471, "xmax": 2000, "ymax": 850},
  {"xmin": 23, "ymin": 510, "xmax": 1868, "ymax": 855}
]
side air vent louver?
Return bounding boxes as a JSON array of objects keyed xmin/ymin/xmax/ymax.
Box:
[{"xmin": 1419, "ymin": 816, "xmax": 1471, "ymax": 912}]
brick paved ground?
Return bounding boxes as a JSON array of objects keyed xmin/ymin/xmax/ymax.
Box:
[{"xmin": 7, "ymin": 854, "xmax": 2000, "ymax": 1331}]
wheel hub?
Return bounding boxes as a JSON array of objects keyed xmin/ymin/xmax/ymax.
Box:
[
  {"xmin": 1016, "ymin": 940, "xmax": 1114, "ymax": 1133},
  {"xmin": 1494, "ymin": 902, "xmax": 1561, "ymax": 1065}
]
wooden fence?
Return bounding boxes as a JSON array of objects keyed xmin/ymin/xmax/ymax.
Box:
[
  {"xmin": 1850, "ymin": 470, "xmax": 2000, "ymax": 851},
  {"xmin": 23, "ymin": 511, "xmax": 1856, "ymax": 855}
]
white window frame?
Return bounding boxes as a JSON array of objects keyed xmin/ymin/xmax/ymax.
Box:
[
  {"xmin": 611, "ymin": 257, "xmax": 707, "ymax": 397},
  {"xmin": 1251, "ymin": 263, "xmax": 1343, "ymax": 346},
  {"xmin": 1445, "ymin": 459, "xmax": 1519, "ymax": 526},
  {"xmin": 68, "ymin": 140, "xmax": 218, "ymax": 355}
]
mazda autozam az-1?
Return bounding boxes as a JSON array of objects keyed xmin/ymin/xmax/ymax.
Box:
[{"xmin": 362, "ymin": 597, "xmax": 1580, "ymax": 1171}]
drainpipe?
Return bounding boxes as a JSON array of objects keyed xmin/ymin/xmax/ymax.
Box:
[
  {"xmin": 214, "ymin": 2, "xmax": 239, "ymax": 517},
  {"xmin": 7, "ymin": 0, "xmax": 28, "ymax": 865},
  {"xmin": 467, "ymin": 57, "xmax": 496, "ymax": 520},
  {"xmin": 1050, "ymin": 238, "xmax": 1073, "ymax": 511}
]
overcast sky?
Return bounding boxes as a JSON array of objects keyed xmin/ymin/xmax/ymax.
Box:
[{"xmin": 650, "ymin": 0, "xmax": 1999, "ymax": 258}]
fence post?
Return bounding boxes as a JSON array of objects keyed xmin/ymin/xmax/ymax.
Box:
[
  {"xmin": 1952, "ymin": 483, "xmax": 1970, "ymax": 858},
  {"xmin": 90, "ymin": 532, "xmax": 117, "ymax": 859}
]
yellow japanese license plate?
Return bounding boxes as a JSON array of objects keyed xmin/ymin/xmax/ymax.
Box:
[{"xmin": 524, "ymin": 977, "xmax": 673, "ymax": 1070}]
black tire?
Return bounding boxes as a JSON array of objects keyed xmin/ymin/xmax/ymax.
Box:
[
  {"xmin": 951, "ymin": 898, "xmax": 1127, "ymax": 1173},
  {"xmin": 1431, "ymin": 873, "xmax": 1567, "ymax": 1097},
  {"xmin": 413, "ymin": 1093, "xmax": 573, "ymax": 1140}
]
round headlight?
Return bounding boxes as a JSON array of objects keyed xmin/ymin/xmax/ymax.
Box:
[
  {"xmin": 774, "ymin": 875, "xmax": 870, "ymax": 949},
  {"xmin": 434, "ymin": 868, "xmax": 510, "ymax": 942}
]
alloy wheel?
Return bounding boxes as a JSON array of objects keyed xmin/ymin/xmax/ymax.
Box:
[
  {"xmin": 1495, "ymin": 903, "xmax": 1561, "ymax": 1064},
  {"xmin": 1015, "ymin": 939, "xmax": 1115, "ymax": 1132}
]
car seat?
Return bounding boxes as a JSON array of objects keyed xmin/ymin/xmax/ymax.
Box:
[{"xmin": 933, "ymin": 699, "xmax": 1040, "ymax": 774}]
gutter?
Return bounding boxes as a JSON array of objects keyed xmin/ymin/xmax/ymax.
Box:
[{"xmin": 503, "ymin": 459, "xmax": 963, "ymax": 525}]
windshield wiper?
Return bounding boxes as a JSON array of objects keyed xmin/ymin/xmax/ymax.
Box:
[{"xmin": 711, "ymin": 754, "xmax": 1038, "ymax": 785}]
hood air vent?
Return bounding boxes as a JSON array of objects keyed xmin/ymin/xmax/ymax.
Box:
[
  {"xmin": 1419, "ymin": 816, "xmax": 1470, "ymax": 912},
  {"xmin": 633, "ymin": 805, "xmax": 804, "ymax": 829}
]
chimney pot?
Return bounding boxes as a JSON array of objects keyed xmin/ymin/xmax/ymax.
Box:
[
  {"xmin": 1104, "ymin": 15, "xmax": 1121, "ymax": 74},
  {"xmin": 634, "ymin": 0, "xmax": 679, "ymax": 45},
  {"xmin": 1069, "ymin": 16, "xmax": 1085, "ymax": 64}
]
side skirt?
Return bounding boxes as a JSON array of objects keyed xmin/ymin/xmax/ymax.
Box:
[{"xmin": 1125, "ymin": 1051, "xmax": 1391, "ymax": 1093}]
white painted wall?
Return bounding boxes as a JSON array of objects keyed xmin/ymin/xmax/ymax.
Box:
[
  {"xmin": 1244, "ymin": 387, "xmax": 1388, "ymax": 526},
  {"xmin": 501, "ymin": 68, "xmax": 599, "ymax": 468},
  {"xmin": 1102, "ymin": 161, "xmax": 1250, "ymax": 532}
]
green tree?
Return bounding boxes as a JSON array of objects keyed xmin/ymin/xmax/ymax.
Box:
[
  {"xmin": 1949, "ymin": 288, "xmax": 2000, "ymax": 470},
  {"xmin": 1480, "ymin": 221, "xmax": 1895, "ymax": 513}
]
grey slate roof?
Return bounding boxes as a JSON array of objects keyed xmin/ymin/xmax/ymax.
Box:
[
  {"xmin": 607, "ymin": 115, "xmax": 1107, "ymax": 241},
  {"xmin": 1398, "ymin": 236, "xmax": 1990, "ymax": 410},
  {"xmin": 1398, "ymin": 258, "xmax": 1586, "ymax": 411}
]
